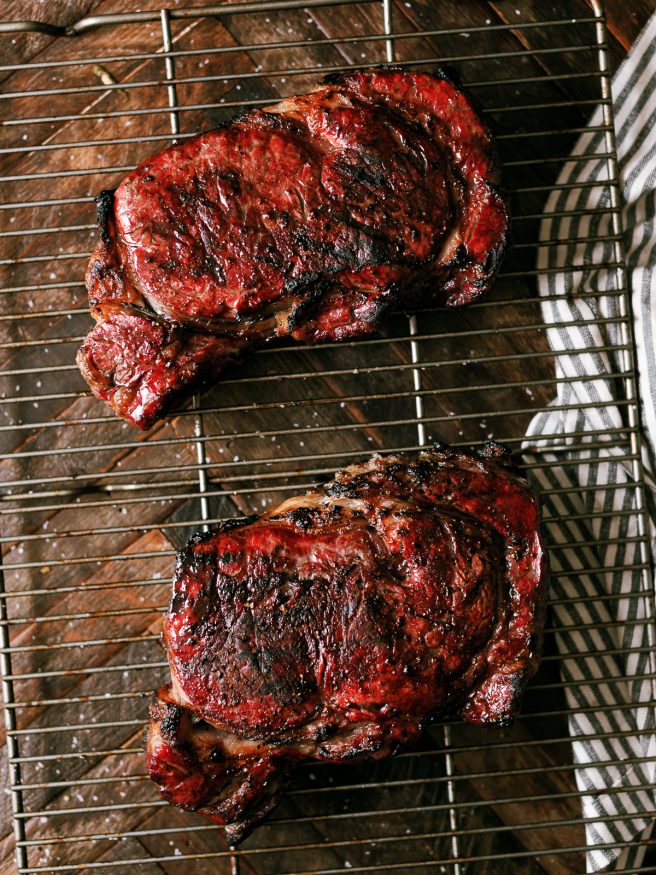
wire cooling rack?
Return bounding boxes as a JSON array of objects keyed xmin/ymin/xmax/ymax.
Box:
[{"xmin": 0, "ymin": 1, "xmax": 654, "ymax": 872}]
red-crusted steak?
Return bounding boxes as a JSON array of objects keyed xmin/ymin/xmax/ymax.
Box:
[
  {"xmin": 79, "ymin": 67, "xmax": 509, "ymax": 428},
  {"xmin": 146, "ymin": 443, "xmax": 547, "ymax": 843}
]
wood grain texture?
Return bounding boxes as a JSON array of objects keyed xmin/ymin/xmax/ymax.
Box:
[{"xmin": 1, "ymin": 0, "xmax": 654, "ymax": 873}]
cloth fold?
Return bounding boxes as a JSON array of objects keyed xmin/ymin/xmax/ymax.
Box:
[{"xmin": 523, "ymin": 12, "xmax": 656, "ymax": 873}]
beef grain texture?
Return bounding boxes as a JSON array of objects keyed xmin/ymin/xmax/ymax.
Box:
[
  {"xmin": 78, "ymin": 66, "xmax": 509, "ymax": 429},
  {"xmin": 147, "ymin": 443, "xmax": 547, "ymax": 844}
]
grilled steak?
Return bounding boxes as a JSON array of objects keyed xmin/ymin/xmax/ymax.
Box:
[
  {"xmin": 78, "ymin": 67, "xmax": 509, "ymax": 429},
  {"xmin": 147, "ymin": 443, "xmax": 547, "ymax": 843}
]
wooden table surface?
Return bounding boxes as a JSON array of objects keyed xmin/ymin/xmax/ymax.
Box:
[{"xmin": 1, "ymin": 1, "xmax": 655, "ymax": 873}]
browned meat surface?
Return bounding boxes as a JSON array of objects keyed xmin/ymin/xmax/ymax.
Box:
[
  {"xmin": 146, "ymin": 443, "xmax": 547, "ymax": 844},
  {"xmin": 78, "ymin": 67, "xmax": 509, "ymax": 428}
]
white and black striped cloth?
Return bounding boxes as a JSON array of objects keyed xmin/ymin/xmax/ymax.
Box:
[{"xmin": 523, "ymin": 13, "xmax": 656, "ymax": 872}]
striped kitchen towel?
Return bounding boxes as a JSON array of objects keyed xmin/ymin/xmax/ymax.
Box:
[{"xmin": 523, "ymin": 12, "xmax": 656, "ymax": 873}]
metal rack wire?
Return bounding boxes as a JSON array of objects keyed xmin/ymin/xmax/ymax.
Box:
[{"xmin": 0, "ymin": 1, "xmax": 654, "ymax": 872}]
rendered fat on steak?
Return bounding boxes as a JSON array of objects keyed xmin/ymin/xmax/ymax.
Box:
[
  {"xmin": 78, "ymin": 67, "xmax": 509, "ymax": 429},
  {"xmin": 147, "ymin": 444, "xmax": 547, "ymax": 843}
]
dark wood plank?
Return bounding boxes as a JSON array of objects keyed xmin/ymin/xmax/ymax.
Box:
[
  {"xmin": 0, "ymin": 2, "xmax": 95, "ymax": 83},
  {"xmin": 605, "ymin": 0, "xmax": 656, "ymax": 54}
]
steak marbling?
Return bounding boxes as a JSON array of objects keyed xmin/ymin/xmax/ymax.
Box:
[
  {"xmin": 146, "ymin": 443, "xmax": 547, "ymax": 843},
  {"xmin": 78, "ymin": 67, "xmax": 509, "ymax": 428}
]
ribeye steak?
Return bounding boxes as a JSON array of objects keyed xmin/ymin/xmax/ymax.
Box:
[
  {"xmin": 78, "ymin": 67, "xmax": 509, "ymax": 428},
  {"xmin": 147, "ymin": 443, "xmax": 547, "ymax": 843}
]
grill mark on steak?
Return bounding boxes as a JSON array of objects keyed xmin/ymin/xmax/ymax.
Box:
[
  {"xmin": 78, "ymin": 66, "xmax": 509, "ymax": 428},
  {"xmin": 146, "ymin": 443, "xmax": 548, "ymax": 843}
]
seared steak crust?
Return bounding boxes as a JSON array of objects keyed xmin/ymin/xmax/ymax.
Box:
[
  {"xmin": 79, "ymin": 67, "xmax": 509, "ymax": 428},
  {"xmin": 147, "ymin": 443, "xmax": 547, "ymax": 843}
]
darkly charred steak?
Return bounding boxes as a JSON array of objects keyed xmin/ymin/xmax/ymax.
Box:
[
  {"xmin": 146, "ymin": 444, "xmax": 547, "ymax": 844},
  {"xmin": 79, "ymin": 67, "xmax": 509, "ymax": 429}
]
